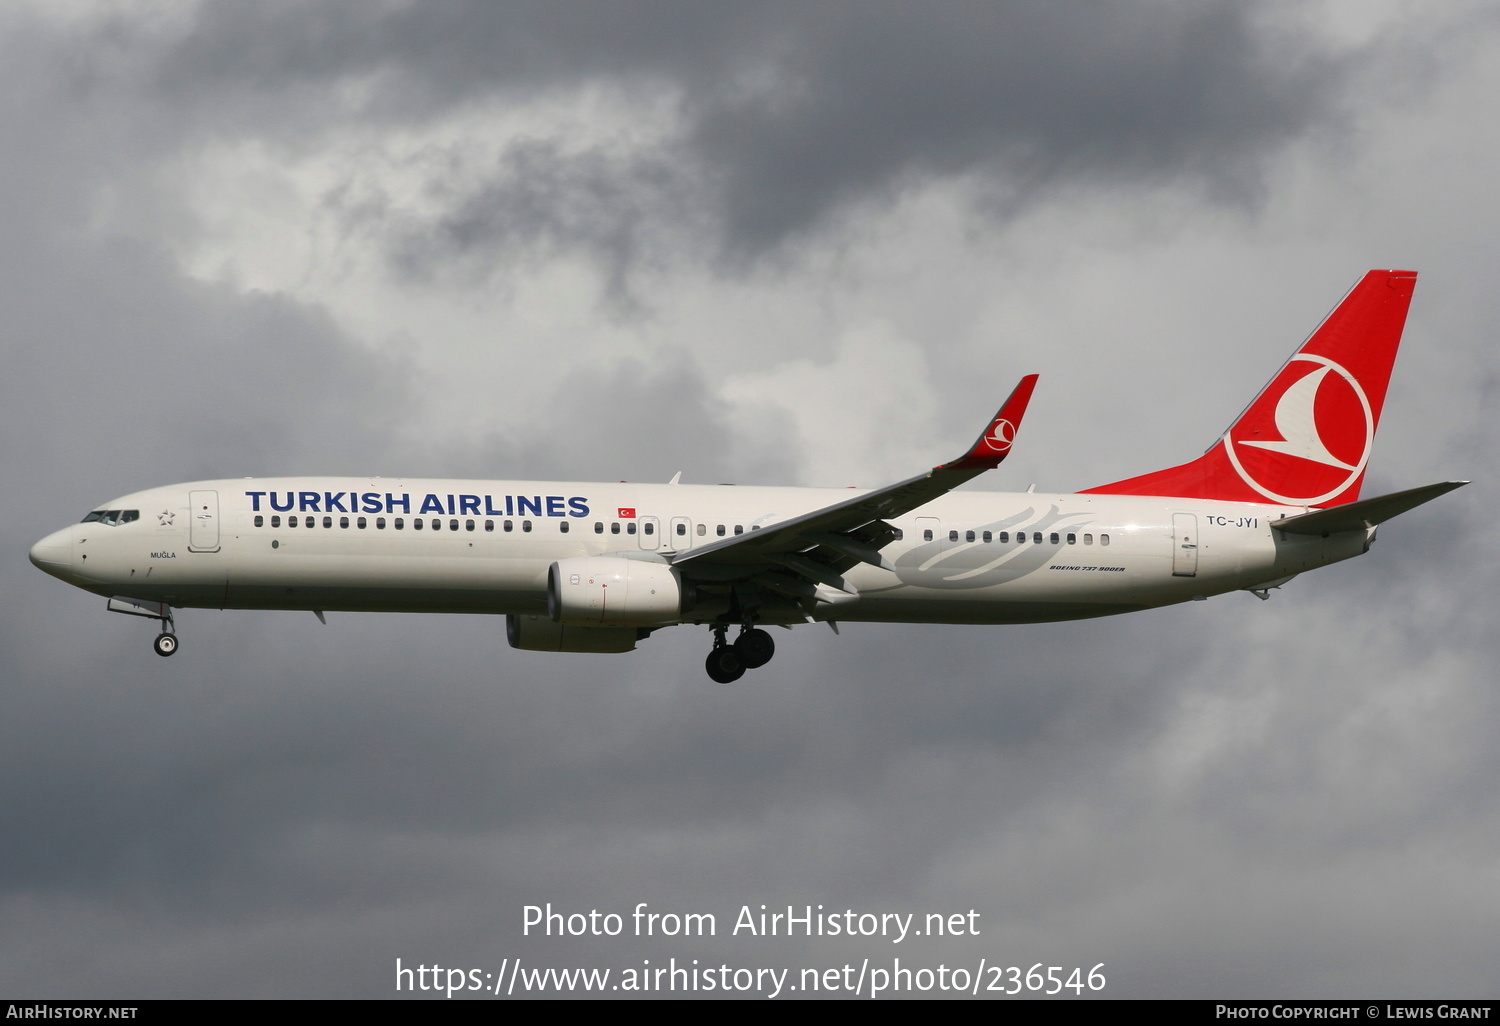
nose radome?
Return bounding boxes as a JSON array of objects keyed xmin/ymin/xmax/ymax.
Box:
[{"xmin": 29, "ymin": 527, "xmax": 73, "ymax": 576}]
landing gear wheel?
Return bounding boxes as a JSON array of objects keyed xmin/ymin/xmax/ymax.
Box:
[
  {"xmin": 153, "ymin": 633, "xmax": 179, "ymax": 657},
  {"xmin": 705, "ymin": 646, "xmax": 745, "ymax": 684},
  {"xmin": 734, "ymin": 628, "xmax": 775, "ymax": 669}
]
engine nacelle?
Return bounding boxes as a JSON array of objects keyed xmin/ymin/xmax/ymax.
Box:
[
  {"xmin": 547, "ymin": 556, "xmax": 683, "ymax": 628},
  {"xmin": 506, "ymin": 614, "xmax": 640, "ymax": 653}
]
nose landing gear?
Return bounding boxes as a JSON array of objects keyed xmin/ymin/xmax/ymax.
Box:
[
  {"xmin": 105, "ymin": 596, "xmax": 180, "ymax": 657},
  {"xmin": 153, "ymin": 606, "xmax": 178, "ymax": 657},
  {"xmin": 704, "ymin": 624, "xmax": 777, "ymax": 683}
]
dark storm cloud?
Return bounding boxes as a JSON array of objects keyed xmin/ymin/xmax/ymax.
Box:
[
  {"xmin": 149, "ymin": 0, "xmax": 1347, "ymax": 269},
  {"xmin": 381, "ymin": 140, "xmax": 703, "ymax": 304}
]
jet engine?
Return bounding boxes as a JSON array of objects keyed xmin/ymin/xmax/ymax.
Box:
[{"xmin": 547, "ymin": 556, "xmax": 683, "ymax": 628}]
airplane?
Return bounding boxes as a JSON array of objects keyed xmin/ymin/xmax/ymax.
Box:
[{"xmin": 29, "ymin": 269, "xmax": 1466, "ymax": 683}]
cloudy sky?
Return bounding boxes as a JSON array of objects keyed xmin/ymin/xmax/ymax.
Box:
[{"xmin": 3, "ymin": 0, "xmax": 1497, "ymax": 999}]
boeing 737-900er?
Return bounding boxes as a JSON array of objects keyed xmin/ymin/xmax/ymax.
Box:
[{"xmin": 29, "ymin": 270, "xmax": 1466, "ymax": 682}]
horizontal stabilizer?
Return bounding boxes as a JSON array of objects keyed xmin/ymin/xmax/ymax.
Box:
[{"xmin": 1271, "ymin": 481, "xmax": 1467, "ymax": 535}]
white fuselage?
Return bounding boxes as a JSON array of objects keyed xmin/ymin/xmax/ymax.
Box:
[{"xmin": 30, "ymin": 477, "xmax": 1369, "ymax": 627}]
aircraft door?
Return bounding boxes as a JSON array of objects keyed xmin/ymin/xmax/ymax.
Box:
[
  {"xmin": 638, "ymin": 516, "xmax": 660, "ymax": 551},
  {"xmin": 188, "ymin": 489, "xmax": 220, "ymax": 552},
  {"xmin": 1172, "ymin": 513, "xmax": 1198, "ymax": 577},
  {"xmin": 666, "ymin": 516, "xmax": 692, "ymax": 553}
]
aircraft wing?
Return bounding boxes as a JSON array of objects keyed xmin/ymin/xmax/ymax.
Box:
[{"xmin": 671, "ymin": 376, "xmax": 1038, "ymax": 596}]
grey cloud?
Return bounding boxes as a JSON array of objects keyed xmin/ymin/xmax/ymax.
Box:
[
  {"xmin": 143, "ymin": 1, "xmax": 1353, "ymax": 273},
  {"xmin": 382, "ymin": 140, "xmax": 705, "ymax": 305}
]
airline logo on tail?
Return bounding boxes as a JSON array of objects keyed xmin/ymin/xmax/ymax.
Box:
[
  {"xmin": 1080, "ymin": 269, "xmax": 1416, "ymax": 509},
  {"xmin": 1226, "ymin": 354, "xmax": 1374, "ymax": 505}
]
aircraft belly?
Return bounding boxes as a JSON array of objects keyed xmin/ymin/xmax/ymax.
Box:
[
  {"xmin": 221, "ymin": 544, "xmax": 548, "ymax": 613},
  {"xmin": 217, "ymin": 584, "xmax": 542, "ymax": 615}
]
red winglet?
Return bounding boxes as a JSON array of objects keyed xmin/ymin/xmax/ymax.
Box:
[{"xmin": 941, "ymin": 374, "xmax": 1039, "ymax": 471}]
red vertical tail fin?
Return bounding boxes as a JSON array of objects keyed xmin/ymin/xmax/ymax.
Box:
[{"xmin": 1081, "ymin": 269, "xmax": 1417, "ymax": 508}]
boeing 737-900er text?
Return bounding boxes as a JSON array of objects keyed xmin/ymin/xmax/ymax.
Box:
[{"xmin": 30, "ymin": 270, "xmax": 1466, "ymax": 682}]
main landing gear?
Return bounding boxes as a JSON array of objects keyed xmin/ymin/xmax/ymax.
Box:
[{"xmin": 704, "ymin": 625, "xmax": 776, "ymax": 683}]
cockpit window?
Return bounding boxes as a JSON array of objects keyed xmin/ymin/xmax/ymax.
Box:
[{"xmin": 80, "ymin": 509, "xmax": 139, "ymax": 526}]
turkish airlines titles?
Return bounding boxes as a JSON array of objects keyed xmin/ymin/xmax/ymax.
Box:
[{"xmin": 243, "ymin": 490, "xmax": 592, "ymax": 519}]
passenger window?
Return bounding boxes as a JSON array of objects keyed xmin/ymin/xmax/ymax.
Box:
[
  {"xmin": 358, "ymin": 517, "xmax": 367, "ymax": 529},
  {"xmin": 676, "ymin": 523, "xmax": 686, "ymax": 536},
  {"xmin": 1101, "ymin": 534, "xmax": 1110, "ymax": 546},
  {"xmin": 449, "ymin": 519, "xmax": 459, "ymax": 531},
  {"xmin": 1049, "ymin": 532, "xmax": 1059, "ymax": 544},
  {"xmin": 644, "ymin": 522, "xmax": 654, "ymax": 535},
  {"xmin": 559, "ymin": 522, "xmax": 569, "ymax": 533},
  {"xmin": 376, "ymin": 517, "xmax": 386, "ymax": 529},
  {"xmin": 923, "ymin": 529, "xmax": 933, "ymax": 541},
  {"xmin": 414, "ymin": 518, "xmax": 424, "ymax": 531},
  {"xmin": 734, "ymin": 525, "xmax": 743, "ymax": 535},
  {"xmin": 465, "ymin": 519, "xmax": 474, "ymax": 532},
  {"xmin": 983, "ymin": 531, "xmax": 991, "ymax": 543},
  {"xmin": 523, "ymin": 520, "xmax": 532, "ymax": 533},
  {"xmin": 288, "ymin": 516, "xmax": 298, "ymax": 528},
  {"xmin": 271, "ymin": 516, "xmax": 281, "ymax": 528},
  {"xmin": 338, "ymin": 516, "xmax": 348, "ymax": 528},
  {"xmin": 627, "ymin": 523, "xmax": 637, "ymax": 535},
  {"xmin": 949, "ymin": 530, "xmax": 959, "ymax": 542},
  {"xmin": 999, "ymin": 531, "xmax": 1009, "ymax": 543},
  {"xmin": 1067, "ymin": 533, "xmax": 1075, "ymax": 544},
  {"xmin": 611, "ymin": 522, "xmax": 620, "ymax": 535},
  {"xmin": 395, "ymin": 518, "xmax": 404, "ymax": 530},
  {"xmin": 1033, "ymin": 532, "xmax": 1042, "ymax": 543},
  {"xmin": 485, "ymin": 520, "xmax": 494, "ymax": 532},
  {"xmin": 965, "ymin": 530, "xmax": 975, "ymax": 542},
  {"xmin": 323, "ymin": 516, "xmax": 333, "ymax": 528},
  {"xmin": 1083, "ymin": 533, "xmax": 1092, "ymax": 545},
  {"xmin": 717, "ymin": 525, "xmax": 726, "ymax": 536},
  {"xmin": 696, "ymin": 524, "xmax": 706, "ymax": 536},
  {"xmin": 254, "ymin": 515, "xmax": 264, "ymax": 527},
  {"xmin": 594, "ymin": 522, "xmax": 603, "ymax": 534},
  {"xmin": 504, "ymin": 520, "xmax": 513, "ymax": 532}
]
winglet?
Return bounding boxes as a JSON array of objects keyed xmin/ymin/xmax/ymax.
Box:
[{"xmin": 940, "ymin": 374, "xmax": 1039, "ymax": 471}]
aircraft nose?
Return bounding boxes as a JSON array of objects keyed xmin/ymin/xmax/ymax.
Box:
[{"xmin": 29, "ymin": 527, "xmax": 73, "ymax": 577}]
